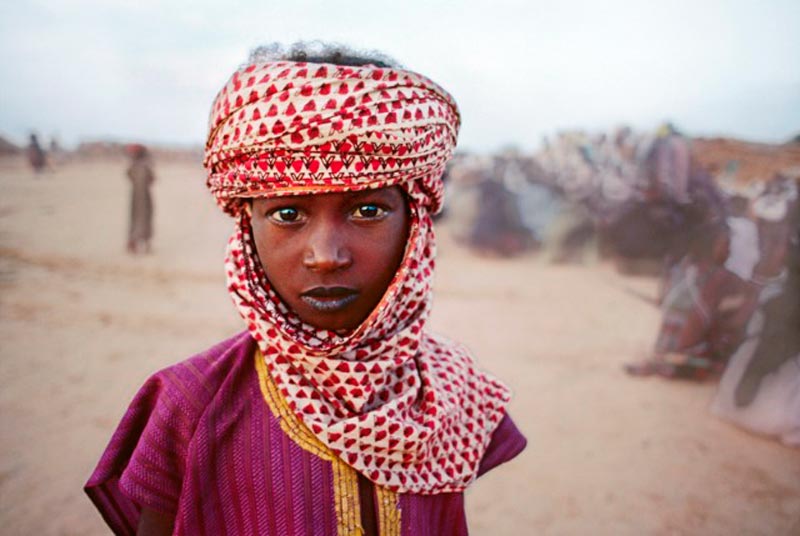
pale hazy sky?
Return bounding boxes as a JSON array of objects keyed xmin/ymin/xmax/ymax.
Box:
[{"xmin": 1, "ymin": 0, "xmax": 798, "ymax": 152}]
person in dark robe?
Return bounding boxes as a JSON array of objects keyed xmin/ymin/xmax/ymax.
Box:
[
  {"xmin": 27, "ymin": 133, "xmax": 46, "ymax": 174},
  {"xmin": 126, "ymin": 144, "xmax": 155, "ymax": 254}
]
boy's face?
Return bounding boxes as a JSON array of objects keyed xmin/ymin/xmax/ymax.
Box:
[{"xmin": 251, "ymin": 186, "xmax": 410, "ymax": 331}]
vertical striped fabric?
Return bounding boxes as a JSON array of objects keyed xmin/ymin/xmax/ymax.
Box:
[{"xmin": 85, "ymin": 332, "xmax": 526, "ymax": 535}]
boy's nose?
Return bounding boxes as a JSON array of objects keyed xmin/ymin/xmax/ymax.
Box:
[{"xmin": 303, "ymin": 224, "xmax": 352, "ymax": 272}]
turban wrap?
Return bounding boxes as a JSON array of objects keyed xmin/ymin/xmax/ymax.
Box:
[
  {"xmin": 203, "ymin": 61, "xmax": 511, "ymax": 494},
  {"xmin": 204, "ymin": 61, "xmax": 460, "ymax": 216}
]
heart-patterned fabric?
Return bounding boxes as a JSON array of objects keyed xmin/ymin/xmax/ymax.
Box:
[{"xmin": 205, "ymin": 61, "xmax": 512, "ymax": 494}]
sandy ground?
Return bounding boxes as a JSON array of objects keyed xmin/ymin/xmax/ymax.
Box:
[{"xmin": 0, "ymin": 157, "xmax": 798, "ymax": 535}]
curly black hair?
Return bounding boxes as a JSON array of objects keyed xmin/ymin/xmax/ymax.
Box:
[{"xmin": 247, "ymin": 41, "xmax": 400, "ymax": 69}]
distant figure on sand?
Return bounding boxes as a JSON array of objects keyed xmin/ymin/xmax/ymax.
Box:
[
  {"xmin": 48, "ymin": 136, "xmax": 65, "ymax": 166},
  {"xmin": 27, "ymin": 133, "xmax": 46, "ymax": 174},
  {"xmin": 126, "ymin": 144, "xmax": 155, "ymax": 254}
]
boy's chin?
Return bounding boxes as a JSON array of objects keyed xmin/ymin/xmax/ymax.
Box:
[{"xmin": 296, "ymin": 309, "xmax": 365, "ymax": 333}]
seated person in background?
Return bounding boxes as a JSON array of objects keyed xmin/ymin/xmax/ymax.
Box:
[{"xmin": 626, "ymin": 221, "xmax": 749, "ymax": 380}]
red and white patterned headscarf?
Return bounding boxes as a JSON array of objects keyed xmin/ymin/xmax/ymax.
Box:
[{"xmin": 204, "ymin": 60, "xmax": 511, "ymax": 494}]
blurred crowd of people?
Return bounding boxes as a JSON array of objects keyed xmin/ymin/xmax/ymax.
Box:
[{"xmin": 445, "ymin": 124, "xmax": 800, "ymax": 446}]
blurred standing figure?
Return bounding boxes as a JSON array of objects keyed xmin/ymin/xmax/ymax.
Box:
[
  {"xmin": 643, "ymin": 123, "xmax": 691, "ymax": 204},
  {"xmin": 27, "ymin": 133, "xmax": 46, "ymax": 174},
  {"xmin": 712, "ymin": 183, "xmax": 800, "ymax": 446},
  {"xmin": 49, "ymin": 136, "xmax": 65, "ymax": 166},
  {"xmin": 642, "ymin": 122, "xmax": 724, "ymax": 218},
  {"xmin": 467, "ymin": 174, "xmax": 534, "ymax": 257},
  {"xmin": 126, "ymin": 144, "xmax": 155, "ymax": 254}
]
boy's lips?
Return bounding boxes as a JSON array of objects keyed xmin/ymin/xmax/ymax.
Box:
[{"xmin": 300, "ymin": 286, "xmax": 360, "ymax": 312}]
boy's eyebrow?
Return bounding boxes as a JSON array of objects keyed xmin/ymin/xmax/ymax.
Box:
[
  {"xmin": 348, "ymin": 188, "xmax": 397, "ymax": 200},
  {"xmin": 253, "ymin": 188, "xmax": 396, "ymax": 207},
  {"xmin": 348, "ymin": 190, "xmax": 379, "ymax": 200},
  {"xmin": 255, "ymin": 194, "xmax": 312, "ymax": 205}
]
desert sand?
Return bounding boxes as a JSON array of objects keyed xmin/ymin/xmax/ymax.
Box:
[{"xmin": 0, "ymin": 157, "xmax": 798, "ymax": 535}]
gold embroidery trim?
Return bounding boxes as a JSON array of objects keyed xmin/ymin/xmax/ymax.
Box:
[
  {"xmin": 332, "ymin": 452, "xmax": 363, "ymax": 536},
  {"xmin": 376, "ymin": 487, "xmax": 402, "ymax": 536},
  {"xmin": 256, "ymin": 351, "xmax": 360, "ymax": 535},
  {"xmin": 255, "ymin": 349, "xmax": 401, "ymax": 536},
  {"xmin": 255, "ymin": 349, "xmax": 331, "ymax": 459}
]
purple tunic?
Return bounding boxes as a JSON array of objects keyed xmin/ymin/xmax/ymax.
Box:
[{"xmin": 85, "ymin": 332, "xmax": 527, "ymax": 535}]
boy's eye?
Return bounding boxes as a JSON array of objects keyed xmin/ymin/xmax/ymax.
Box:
[
  {"xmin": 352, "ymin": 204, "xmax": 386, "ymax": 219},
  {"xmin": 268, "ymin": 207, "xmax": 301, "ymax": 223}
]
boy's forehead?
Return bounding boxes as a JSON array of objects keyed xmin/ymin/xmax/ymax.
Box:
[{"xmin": 252, "ymin": 186, "xmax": 403, "ymax": 204}]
